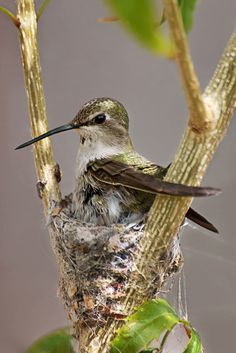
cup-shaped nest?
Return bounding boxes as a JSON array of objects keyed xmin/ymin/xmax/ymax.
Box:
[{"xmin": 48, "ymin": 196, "xmax": 183, "ymax": 332}]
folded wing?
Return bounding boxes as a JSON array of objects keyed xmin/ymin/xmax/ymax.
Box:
[
  {"xmin": 89, "ymin": 159, "xmax": 220, "ymax": 197},
  {"xmin": 89, "ymin": 159, "xmax": 219, "ymax": 233}
]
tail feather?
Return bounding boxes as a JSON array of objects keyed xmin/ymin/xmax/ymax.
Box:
[{"xmin": 186, "ymin": 208, "xmax": 218, "ymax": 234}]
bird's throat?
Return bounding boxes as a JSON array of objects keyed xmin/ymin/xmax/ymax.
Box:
[{"xmin": 75, "ymin": 139, "xmax": 126, "ymax": 178}]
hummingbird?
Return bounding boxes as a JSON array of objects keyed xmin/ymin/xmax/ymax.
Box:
[{"xmin": 16, "ymin": 97, "xmax": 219, "ymax": 233}]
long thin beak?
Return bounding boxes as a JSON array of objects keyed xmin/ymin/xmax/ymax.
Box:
[{"xmin": 15, "ymin": 123, "xmax": 80, "ymax": 150}]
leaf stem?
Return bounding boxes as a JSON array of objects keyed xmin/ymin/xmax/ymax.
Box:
[
  {"xmin": 0, "ymin": 5, "xmax": 20, "ymax": 27},
  {"xmin": 37, "ymin": 0, "xmax": 51, "ymax": 20}
]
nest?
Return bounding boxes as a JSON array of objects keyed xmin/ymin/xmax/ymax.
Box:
[{"xmin": 48, "ymin": 196, "xmax": 183, "ymax": 335}]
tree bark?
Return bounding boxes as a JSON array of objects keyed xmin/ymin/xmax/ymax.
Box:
[{"xmin": 17, "ymin": 0, "xmax": 61, "ymax": 212}]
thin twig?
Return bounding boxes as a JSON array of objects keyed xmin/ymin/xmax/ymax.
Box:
[
  {"xmin": 163, "ymin": 0, "xmax": 212, "ymax": 133},
  {"xmin": 0, "ymin": 5, "xmax": 20, "ymax": 27},
  {"xmin": 37, "ymin": 0, "xmax": 51, "ymax": 21}
]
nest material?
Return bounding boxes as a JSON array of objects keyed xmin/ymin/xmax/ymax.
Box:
[{"xmin": 48, "ymin": 197, "xmax": 183, "ymax": 335}]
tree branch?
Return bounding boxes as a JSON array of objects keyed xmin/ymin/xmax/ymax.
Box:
[
  {"xmin": 123, "ymin": 29, "xmax": 236, "ymax": 318},
  {"xmin": 163, "ymin": 0, "xmax": 213, "ymax": 133},
  {"xmin": 17, "ymin": 0, "xmax": 61, "ymax": 212},
  {"xmin": 122, "ymin": 22, "xmax": 236, "ymax": 310}
]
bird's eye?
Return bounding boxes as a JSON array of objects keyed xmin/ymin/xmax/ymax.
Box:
[{"xmin": 94, "ymin": 114, "xmax": 106, "ymax": 124}]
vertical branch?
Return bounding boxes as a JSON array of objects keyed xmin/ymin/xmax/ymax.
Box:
[
  {"xmin": 17, "ymin": 0, "xmax": 61, "ymax": 212},
  {"xmin": 122, "ymin": 6, "xmax": 236, "ymax": 311},
  {"xmin": 163, "ymin": 0, "xmax": 213, "ymax": 133}
]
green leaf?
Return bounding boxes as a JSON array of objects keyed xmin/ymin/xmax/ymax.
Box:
[
  {"xmin": 109, "ymin": 299, "xmax": 179, "ymax": 353},
  {"xmin": 25, "ymin": 327, "xmax": 75, "ymax": 353},
  {"xmin": 178, "ymin": 0, "xmax": 198, "ymax": 32},
  {"xmin": 105, "ymin": 0, "xmax": 173, "ymax": 57},
  {"xmin": 183, "ymin": 327, "xmax": 202, "ymax": 353},
  {"xmin": 110, "ymin": 299, "xmax": 203, "ymax": 353}
]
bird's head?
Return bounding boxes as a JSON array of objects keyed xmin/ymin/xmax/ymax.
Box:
[
  {"xmin": 16, "ymin": 98, "xmax": 131, "ymax": 155},
  {"xmin": 72, "ymin": 97, "xmax": 130, "ymax": 147}
]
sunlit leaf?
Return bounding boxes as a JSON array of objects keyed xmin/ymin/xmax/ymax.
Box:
[
  {"xmin": 25, "ymin": 327, "xmax": 75, "ymax": 353},
  {"xmin": 105, "ymin": 0, "xmax": 173, "ymax": 57}
]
